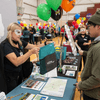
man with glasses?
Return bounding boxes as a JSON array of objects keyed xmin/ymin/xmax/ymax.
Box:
[{"xmin": 76, "ymin": 10, "xmax": 100, "ymax": 100}]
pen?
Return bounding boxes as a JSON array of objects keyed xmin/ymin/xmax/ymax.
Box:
[{"xmin": 33, "ymin": 95, "xmax": 35, "ymax": 98}]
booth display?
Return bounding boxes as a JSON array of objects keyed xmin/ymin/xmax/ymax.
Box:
[{"xmin": 6, "ymin": 76, "xmax": 76, "ymax": 100}]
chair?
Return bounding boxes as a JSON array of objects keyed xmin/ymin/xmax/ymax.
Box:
[{"xmin": 0, "ymin": 40, "xmax": 7, "ymax": 94}]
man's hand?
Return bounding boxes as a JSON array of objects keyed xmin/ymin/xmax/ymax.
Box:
[{"xmin": 76, "ymin": 82, "xmax": 81, "ymax": 91}]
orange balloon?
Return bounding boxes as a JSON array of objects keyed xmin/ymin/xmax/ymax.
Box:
[
  {"xmin": 61, "ymin": 0, "xmax": 75, "ymax": 12},
  {"xmin": 79, "ymin": 17, "xmax": 82, "ymax": 20}
]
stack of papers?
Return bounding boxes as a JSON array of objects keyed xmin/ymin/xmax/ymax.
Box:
[{"xmin": 21, "ymin": 79, "xmax": 45, "ymax": 91}]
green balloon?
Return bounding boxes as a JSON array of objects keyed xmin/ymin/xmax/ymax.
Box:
[
  {"xmin": 37, "ymin": 28, "xmax": 39, "ymax": 31},
  {"xmin": 37, "ymin": 3, "xmax": 51, "ymax": 21},
  {"xmin": 46, "ymin": 0, "xmax": 62, "ymax": 11}
]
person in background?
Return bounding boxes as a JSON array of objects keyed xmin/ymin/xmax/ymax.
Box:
[
  {"xmin": 60, "ymin": 26, "xmax": 65, "ymax": 37},
  {"xmin": 29, "ymin": 27, "xmax": 34, "ymax": 44},
  {"xmin": 75, "ymin": 25, "xmax": 91, "ymax": 66},
  {"xmin": 40, "ymin": 28, "xmax": 45, "ymax": 40},
  {"xmin": 23, "ymin": 27, "xmax": 30, "ymax": 42},
  {"xmin": 51, "ymin": 27, "xmax": 55, "ymax": 38},
  {"xmin": 32, "ymin": 26, "xmax": 36, "ymax": 34},
  {"xmin": 70, "ymin": 26, "xmax": 76, "ymax": 40},
  {"xmin": 55, "ymin": 25, "xmax": 60, "ymax": 37},
  {"xmin": 2, "ymin": 22, "xmax": 44, "ymax": 93},
  {"xmin": 76, "ymin": 10, "xmax": 100, "ymax": 100},
  {"xmin": 74, "ymin": 28, "xmax": 79, "ymax": 36}
]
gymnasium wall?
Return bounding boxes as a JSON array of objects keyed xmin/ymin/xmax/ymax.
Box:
[{"xmin": 0, "ymin": 0, "xmax": 17, "ymax": 42}]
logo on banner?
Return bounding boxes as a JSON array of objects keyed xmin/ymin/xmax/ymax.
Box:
[
  {"xmin": 47, "ymin": 61, "xmax": 55, "ymax": 65},
  {"xmin": 86, "ymin": 13, "xmax": 92, "ymax": 19}
]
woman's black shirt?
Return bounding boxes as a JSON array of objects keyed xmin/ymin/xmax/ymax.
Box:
[
  {"xmin": 4, "ymin": 39, "xmax": 28, "ymax": 73},
  {"xmin": 75, "ymin": 34, "xmax": 91, "ymax": 51}
]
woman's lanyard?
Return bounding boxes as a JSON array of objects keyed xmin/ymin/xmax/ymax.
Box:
[{"xmin": 18, "ymin": 43, "xmax": 23, "ymax": 56}]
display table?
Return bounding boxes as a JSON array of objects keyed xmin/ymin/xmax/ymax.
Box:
[
  {"xmin": 7, "ymin": 76, "xmax": 76, "ymax": 100},
  {"xmin": 58, "ymin": 54, "xmax": 81, "ymax": 79}
]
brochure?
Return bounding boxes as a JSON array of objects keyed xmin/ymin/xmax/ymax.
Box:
[
  {"xmin": 19, "ymin": 93, "xmax": 35, "ymax": 100},
  {"xmin": 33, "ymin": 94, "xmax": 48, "ymax": 100},
  {"xmin": 62, "ymin": 65, "xmax": 77, "ymax": 71},
  {"xmin": 65, "ymin": 71, "xmax": 75, "ymax": 77},
  {"xmin": 21, "ymin": 79, "xmax": 45, "ymax": 91}
]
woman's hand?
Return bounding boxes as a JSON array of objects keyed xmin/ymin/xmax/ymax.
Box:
[
  {"xmin": 37, "ymin": 44, "xmax": 44, "ymax": 47},
  {"xmin": 31, "ymin": 47, "xmax": 40, "ymax": 54},
  {"xmin": 79, "ymin": 49, "xmax": 84, "ymax": 55},
  {"xmin": 83, "ymin": 42, "xmax": 88, "ymax": 45}
]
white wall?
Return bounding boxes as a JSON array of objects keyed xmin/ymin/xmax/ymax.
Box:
[
  {"xmin": 18, "ymin": 0, "xmax": 38, "ymax": 27},
  {"xmin": 23, "ymin": 4, "xmax": 37, "ymax": 15},
  {"xmin": 0, "ymin": 0, "xmax": 17, "ymax": 42},
  {"xmin": 23, "ymin": 0, "xmax": 37, "ymax": 6}
]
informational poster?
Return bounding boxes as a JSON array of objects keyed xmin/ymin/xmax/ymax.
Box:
[
  {"xmin": 41, "ymin": 78, "xmax": 67, "ymax": 97},
  {"xmin": 0, "ymin": 14, "xmax": 4, "ymax": 40}
]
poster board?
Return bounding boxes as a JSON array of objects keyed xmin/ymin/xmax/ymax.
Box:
[{"xmin": 65, "ymin": 27, "xmax": 77, "ymax": 56}]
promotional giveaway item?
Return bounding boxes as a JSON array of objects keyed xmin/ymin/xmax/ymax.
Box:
[{"xmin": 39, "ymin": 43, "xmax": 57, "ymax": 77}]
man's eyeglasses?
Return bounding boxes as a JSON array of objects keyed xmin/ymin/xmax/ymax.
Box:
[{"xmin": 87, "ymin": 25, "xmax": 92, "ymax": 29}]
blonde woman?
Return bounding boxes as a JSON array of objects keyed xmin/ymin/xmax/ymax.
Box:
[{"xmin": 2, "ymin": 22, "xmax": 42, "ymax": 93}]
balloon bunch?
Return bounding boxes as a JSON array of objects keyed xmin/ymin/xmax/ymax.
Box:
[
  {"xmin": 17, "ymin": 21, "xmax": 34, "ymax": 30},
  {"xmin": 17, "ymin": 21, "xmax": 27, "ymax": 27},
  {"xmin": 36, "ymin": 22, "xmax": 57, "ymax": 31},
  {"xmin": 36, "ymin": 22, "xmax": 47, "ymax": 30},
  {"xmin": 29, "ymin": 24, "xmax": 32, "ymax": 27},
  {"xmin": 72, "ymin": 13, "xmax": 86, "ymax": 29},
  {"xmin": 37, "ymin": 0, "xmax": 76, "ymax": 21},
  {"xmin": 72, "ymin": 20, "xmax": 78, "ymax": 29}
]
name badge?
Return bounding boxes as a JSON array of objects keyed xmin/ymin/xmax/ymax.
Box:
[
  {"xmin": 84, "ymin": 38, "xmax": 87, "ymax": 41},
  {"xmin": 20, "ymin": 51, "xmax": 23, "ymax": 56}
]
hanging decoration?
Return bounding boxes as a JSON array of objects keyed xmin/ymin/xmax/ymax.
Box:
[
  {"xmin": 46, "ymin": 0, "xmax": 62, "ymax": 11},
  {"xmin": 51, "ymin": 6, "xmax": 63, "ymax": 21},
  {"xmin": 37, "ymin": 3, "xmax": 51, "ymax": 21},
  {"xmin": 61, "ymin": 0, "xmax": 75, "ymax": 12}
]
